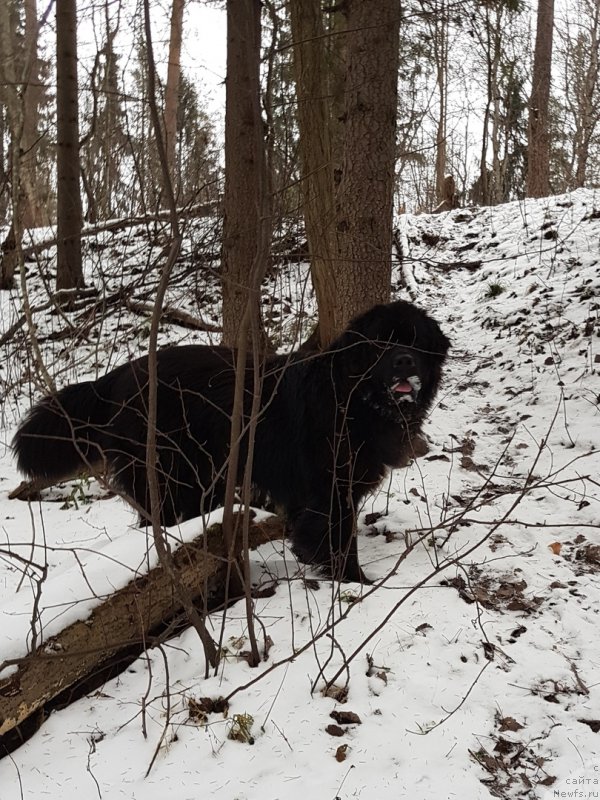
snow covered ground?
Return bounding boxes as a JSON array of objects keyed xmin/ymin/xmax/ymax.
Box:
[{"xmin": 0, "ymin": 190, "xmax": 599, "ymax": 799}]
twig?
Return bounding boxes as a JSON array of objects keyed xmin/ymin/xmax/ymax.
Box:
[
  {"xmin": 407, "ymin": 661, "xmax": 492, "ymax": 735},
  {"xmin": 225, "ymin": 402, "xmax": 564, "ymax": 704},
  {"xmin": 144, "ymin": 644, "xmax": 171, "ymax": 777},
  {"xmin": 86, "ymin": 736, "xmax": 102, "ymax": 799},
  {"xmin": 142, "ymin": 0, "xmax": 217, "ymax": 670}
]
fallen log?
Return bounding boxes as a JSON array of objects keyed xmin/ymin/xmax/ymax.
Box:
[
  {"xmin": 20, "ymin": 203, "xmax": 222, "ymax": 259},
  {"xmin": 9, "ymin": 476, "xmax": 104, "ymax": 501},
  {"xmin": 0, "ymin": 515, "xmax": 284, "ymax": 753},
  {"xmin": 124, "ymin": 298, "xmax": 222, "ymax": 332}
]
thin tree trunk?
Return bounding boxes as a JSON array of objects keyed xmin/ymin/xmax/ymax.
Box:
[
  {"xmin": 289, "ymin": 0, "xmax": 337, "ymax": 347},
  {"xmin": 490, "ymin": 10, "xmax": 503, "ymax": 205},
  {"xmin": 0, "ymin": 3, "xmax": 20, "ymax": 288},
  {"xmin": 99, "ymin": 7, "xmax": 122, "ymax": 218},
  {"xmin": 221, "ymin": 0, "xmax": 268, "ymax": 348},
  {"xmin": 433, "ymin": 0, "xmax": 448, "ymax": 204},
  {"xmin": 573, "ymin": 0, "xmax": 600, "ymax": 187},
  {"xmin": 56, "ymin": 0, "xmax": 84, "ymax": 292},
  {"xmin": 21, "ymin": 0, "xmax": 47, "ymax": 227},
  {"xmin": 526, "ymin": 0, "xmax": 554, "ymax": 198},
  {"xmin": 478, "ymin": 6, "xmax": 495, "ymax": 206},
  {"xmin": 164, "ymin": 0, "xmax": 185, "ymax": 196}
]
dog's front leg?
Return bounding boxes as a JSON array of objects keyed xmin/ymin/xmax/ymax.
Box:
[{"xmin": 288, "ymin": 492, "xmax": 370, "ymax": 584}]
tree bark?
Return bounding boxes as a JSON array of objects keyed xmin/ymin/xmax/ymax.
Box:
[
  {"xmin": 331, "ymin": 0, "xmax": 400, "ymax": 336},
  {"xmin": 289, "ymin": 0, "xmax": 338, "ymax": 347},
  {"xmin": 291, "ymin": 0, "xmax": 400, "ymax": 346},
  {"xmin": 571, "ymin": 0, "xmax": 600, "ymax": 188},
  {"xmin": 0, "ymin": 516, "xmax": 284, "ymax": 749},
  {"xmin": 526, "ymin": 0, "xmax": 554, "ymax": 198},
  {"xmin": 432, "ymin": 0, "xmax": 449, "ymax": 204},
  {"xmin": 221, "ymin": 0, "xmax": 268, "ymax": 348},
  {"xmin": 56, "ymin": 0, "xmax": 84, "ymax": 292},
  {"xmin": 21, "ymin": 0, "xmax": 47, "ymax": 227},
  {"xmin": 164, "ymin": 0, "xmax": 185, "ymax": 196},
  {"xmin": 0, "ymin": 3, "xmax": 21, "ymax": 288}
]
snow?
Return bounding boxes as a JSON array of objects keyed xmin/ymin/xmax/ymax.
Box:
[{"xmin": 1, "ymin": 190, "xmax": 599, "ymax": 799}]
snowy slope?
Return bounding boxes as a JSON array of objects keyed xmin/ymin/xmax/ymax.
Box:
[{"xmin": 0, "ymin": 190, "xmax": 599, "ymax": 800}]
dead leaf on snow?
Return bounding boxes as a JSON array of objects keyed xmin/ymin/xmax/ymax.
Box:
[
  {"xmin": 576, "ymin": 544, "xmax": 600, "ymax": 565},
  {"xmin": 578, "ymin": 719, "xmax": 600, "ymax": 733},
  {"xmin": 498, "ymin": 716, "xmax": 525, "ymax": 733},
  {"xmin": 323, "ymin": 684, "xmax": 348, "ymax": 703},
  {"xmin": 330, "ymin": 710, "xmax": 361, "ymax": 726},
  {"xmin": 335, "ymin": 744, "xmax": 349, "ymax": 762}
]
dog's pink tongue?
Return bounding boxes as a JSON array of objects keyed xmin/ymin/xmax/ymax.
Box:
[{"xmin": 392, "ymin": 381, "xmax": 413, "ymax": 394}]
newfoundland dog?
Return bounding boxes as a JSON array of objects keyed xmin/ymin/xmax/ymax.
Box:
[{"xmin": 14, "ymin": 300, "xmax": 450, "ymax": 582}]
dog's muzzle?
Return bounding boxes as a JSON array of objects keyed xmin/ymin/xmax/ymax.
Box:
[{"xmin": 390, "ymin": 374, "xmax": 421, "ymax": 403}]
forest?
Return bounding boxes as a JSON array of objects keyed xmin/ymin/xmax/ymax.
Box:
[{"xmin": 0, "ymin": 1, "xmax": 600, "ymax": 799}]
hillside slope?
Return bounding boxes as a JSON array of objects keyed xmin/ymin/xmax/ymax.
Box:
[{"xmin": 0, "ymin": 190, "xmax": 599, "ymax": 799}]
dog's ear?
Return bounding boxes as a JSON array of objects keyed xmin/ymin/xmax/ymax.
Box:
[
  {"xmin": 344, "ymin": 304, "xmax": 389, "ymax": 344},
  {"xmin": 378, "ymin": 302, "xmax": 450, "ymax": 361},
  {"xmin": 331, "ymin": 300, "xmax": 450, "ymax": 363},
  {"xmin": 424, "ymin": 320, "xmax": 451, "ymax": 361}
]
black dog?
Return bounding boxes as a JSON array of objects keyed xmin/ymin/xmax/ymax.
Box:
[{"xmin": 14, "ymin": 300, "xmax": 449, "ymax": 582}]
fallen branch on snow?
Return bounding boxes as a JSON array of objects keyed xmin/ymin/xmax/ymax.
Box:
[{"xmin": 0, "ymin": 515, "xmax": 283, "ymax": 752}]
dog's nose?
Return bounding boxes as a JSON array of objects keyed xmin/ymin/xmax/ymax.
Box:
[{"xmin": 393, "ymin": 352, "xmax": 415, "ymax": 370}]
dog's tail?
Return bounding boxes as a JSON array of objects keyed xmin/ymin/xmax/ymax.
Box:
[{"xmin": 13, "ymin": 380, "xmax": 112, "ymax": 483}]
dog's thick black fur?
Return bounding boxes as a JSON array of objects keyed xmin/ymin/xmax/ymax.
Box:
[{"xmin": 14, "ymin": 300, "xmax": 449, "ymax": 581}]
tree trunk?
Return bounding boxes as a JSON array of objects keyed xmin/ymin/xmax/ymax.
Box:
[
  {"xmin": 526, "ymin": 0, "xmax": 554, "ymax": 198},
  {"xmin": 489, "ymin": 11, "xmax": 503, "ymax": 205},
  {"xmin": 164, "ymin": 0, "xmax": 185, "ymax": 197},
  {"xmin": 21, "ymin": 0, "xmax": 47, "ymax": 227},
  {"xmin": 0, "ymin": 516, "xmax": 284, "ymax": 752},
  {"xmin": 0, "ymin": 3, "xmax": 18, "ymax": 289},
  {"xmin": 478, "ymin": 5, "xmax": 498, "ymax": 207},
  {"xmin": 56, "ymin": 0, "xmax": 84, "ymax": 292},
  {"xmin": 0, "ymin": 103, "xmax": 6, "ymax": 219},
  {"xmin": 331, "ymin": 0, "xmax": 400, "ymax": 336},
  {"xmin": 289, "ymin": 0, "xmax": 338, "ymax": 347},
  {"xmin": 221, "ymin": 0, "xmax": 268, "ymax": 348},
  {"xmin": 290, "ymin": 0, "xmax": 399, "ymax": 345},
  {"xmin": 433, "ymin": 0, "xmax": 449, "ymax": 205},
  {"xmin": 572, "ymin": 0, "xmax": 600, "ymax": 188}
]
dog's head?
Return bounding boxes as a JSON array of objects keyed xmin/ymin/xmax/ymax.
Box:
[
  {"xmin": 366, "ymin": 344, "xmax": 424, "ymax": 409},
  {"xmin": 332, "ymin": 300, "xmax": 450, "ymax": 420}
]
